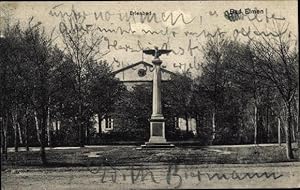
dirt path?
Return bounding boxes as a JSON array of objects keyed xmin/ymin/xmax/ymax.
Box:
[{"xmin": 2, "ymin": 163, "xmax": 300, "ymax": 189}]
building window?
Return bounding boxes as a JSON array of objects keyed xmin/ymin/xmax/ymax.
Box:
[{"xmin": 105, "ymin": 116, "xmax": 113, "ymax": 129}]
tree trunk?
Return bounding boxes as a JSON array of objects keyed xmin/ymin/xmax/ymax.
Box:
[
  {"xmin": 98, "ymin": 114, "xmax": 102, "ymax": 134},
  {"xmin": 86, "ymin": 123, "xmax": 90, "ymax": 145},
  {"xmin": 3, "ymin": 113, "xmax": 8, "ymax": 159},
  {"xmin": 212, "ymin": 111, "xmax": 216, "ymax": 140},
  {"xmin": 56, "ymin": 121, "xmax": 59, "ymax": 131},
  {"xmin": 296, "ymin": 102, "xmax": 300, "ymax": 147},
  {"xmin": 278, "ymin": 117, "xmax": 281, "ymax": 146},
  {"xmin": 254, "ymin": 103, "xmax": 258, "ymax": 144},
  {"xmin": 195, "ymin": 114, "xmax": 200, "ymax": 136},
  {"xmin": 12, "ymin": 112, "xmax": 19, "ymax": 152},
  {"xmin": 79, "ymin": 104, "xmax": 84, "ymax": 147},
  {"xmin": 105, "ymin": 115, "xmax": 108, "ymax": 129},
  {"xmin": 14, "ymin": 124, "xmax": 18, "ymax": 152},
  {"xmin": 291, "ymin": 119, "xmax": 296, "ymax": 142},
  {"xmin": 34, "ymin": 111, "xmax": 41, "ymax": 143},
  {"xmin": 185, "ymin": 113, "xmax": 189, "ymax": 133},
  {"xmin": 266, "ymin": 106, "xmax": 270, "ymax": 143},
  {"xmin": 17, "ymin": 122, "xmax": 23, "ymax": 145},
  {"xmin": 175, "ymin": 116, "xmax": 179, "ymax": 129},
  {"xmin": 25, "ymin": 116, "xmax": 29, "ymax": 151},
  {"xmin": 285, "ymin": 102, "xmax": 294, "ymax": 160},
  {"xmin": 46, "ymin": 106, "xmax": 51, "ymax": 147},
  {"xmin": 296, "ymin": 100, "xmax": 299, "ymax": 133},
  {"xmin": 1, "ymin": 117, "xmax": 3, "ymax": 155},
  {"xmin": 40, "ymin": 107, "xmax": 47, "ymax": 165},
  {"xmin": 1, "ymin": 115, "xmax": 8, "ymax": 159},
  {"xmin": 266, "ymin": 88, "xmax": 270, "ymax": 143},
  {"xmin": 78, "ymin": 69, "xmax": 84, "ymax": 147}
]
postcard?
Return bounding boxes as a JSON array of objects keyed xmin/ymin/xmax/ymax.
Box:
[{"xmin": 1, "ymin": 1, "xmax": 299, "ymax": 189}]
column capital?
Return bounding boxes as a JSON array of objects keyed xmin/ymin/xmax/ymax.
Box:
[{"xmin": 152, "ymin": 58, "xmax": 162, "ymax": 65}]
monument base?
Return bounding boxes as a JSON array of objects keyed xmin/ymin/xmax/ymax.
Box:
[
  {"xmin": 148, "ymin": 136, "xmax": 166, "ymax": 143},
  {"xmin": 139, "ymin": 143, "xmax": 175, "ymax": 149},
  {"xmin": 138, "ymin": 115, "xmax": 175, "ymax": 149}
]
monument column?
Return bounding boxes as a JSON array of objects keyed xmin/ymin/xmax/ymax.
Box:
[
  {"xmin": 152, "ymin": 58, "xmax": 162, "ymax": 117},
  {"xmin": 141, "ymin": 47, "xmax": 174, "ymax": 148},
  {"xmin": 148, "ymin": 58, "xmax": 167, "ymax": 143}
]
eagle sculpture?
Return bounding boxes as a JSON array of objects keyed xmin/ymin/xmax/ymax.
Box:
[{"xmin": 143, "ymin": 46, "xmax": 172, "ymax": 59}]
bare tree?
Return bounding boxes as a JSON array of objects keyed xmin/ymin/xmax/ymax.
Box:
[
  {"xmin": 199, "ymin": 35, "xmax": 230, "ymax": 143},
  {"xmin": 0, "ymin": 3, "xmax": 15, "ymax": 158},
  {"xmin": 250, "ymin": 21, "xmax": 298, "ymax": 159},
  {"xmin": 224, "ymin": 42, "xmax": 266, "ymax": 145},
  {"xmin": 24, "ymin": 19, "xmax": 56, "ymax": 164},
  {"xmin": 58, "ymin": 6, "xmax": 103, "ymax": 147}
]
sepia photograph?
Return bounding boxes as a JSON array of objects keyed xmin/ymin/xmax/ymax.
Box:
[{"xmin": 0, "ymin": 0, "xmax": 299, "ymax": 189}]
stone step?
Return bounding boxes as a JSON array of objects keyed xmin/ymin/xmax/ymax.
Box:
[{"xmin": 138, "ymin": 143, "xmax": 175, "ymax": 149}]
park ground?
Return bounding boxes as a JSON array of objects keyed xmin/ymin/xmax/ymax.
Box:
[{"xmin": 2, "ymin": 144, "xmax": 300, "ymax": 189}]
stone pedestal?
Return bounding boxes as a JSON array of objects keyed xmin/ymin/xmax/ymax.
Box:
[{"xmin": 148, "ymin": 117, "xmax": 166, "ymax": 143}]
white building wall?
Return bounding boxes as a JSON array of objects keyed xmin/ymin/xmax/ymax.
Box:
[
  {"xmin": 92, "ymin": 114, "xmax": 114, "ymax": 133},
  {"xmin": 178, "ymin": 117, "xmax": 196, "ymax": 133}
]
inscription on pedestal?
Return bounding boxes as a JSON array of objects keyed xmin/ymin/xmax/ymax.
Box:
[{"xmin": 152, "ymin": 123, "xmax": 163, "ymax": 136}]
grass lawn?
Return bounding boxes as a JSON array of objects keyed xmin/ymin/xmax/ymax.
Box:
[{"xmin": 2, "ymin": 144, "xmax": 300, "ymax": 168}]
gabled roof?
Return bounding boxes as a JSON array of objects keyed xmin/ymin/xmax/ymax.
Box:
[{"xmin": 112, "ymin": 61, "xmax": 176, "ymax": 75}]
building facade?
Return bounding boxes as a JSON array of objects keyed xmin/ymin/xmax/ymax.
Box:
[{"xmin": 93, "ymin": 61, "xmax": 197, "ymax": 134}]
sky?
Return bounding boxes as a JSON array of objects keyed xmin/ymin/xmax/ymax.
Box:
[{"xmin": 0, "ymin": 1, "xmax": 298, "ymax": 75}]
